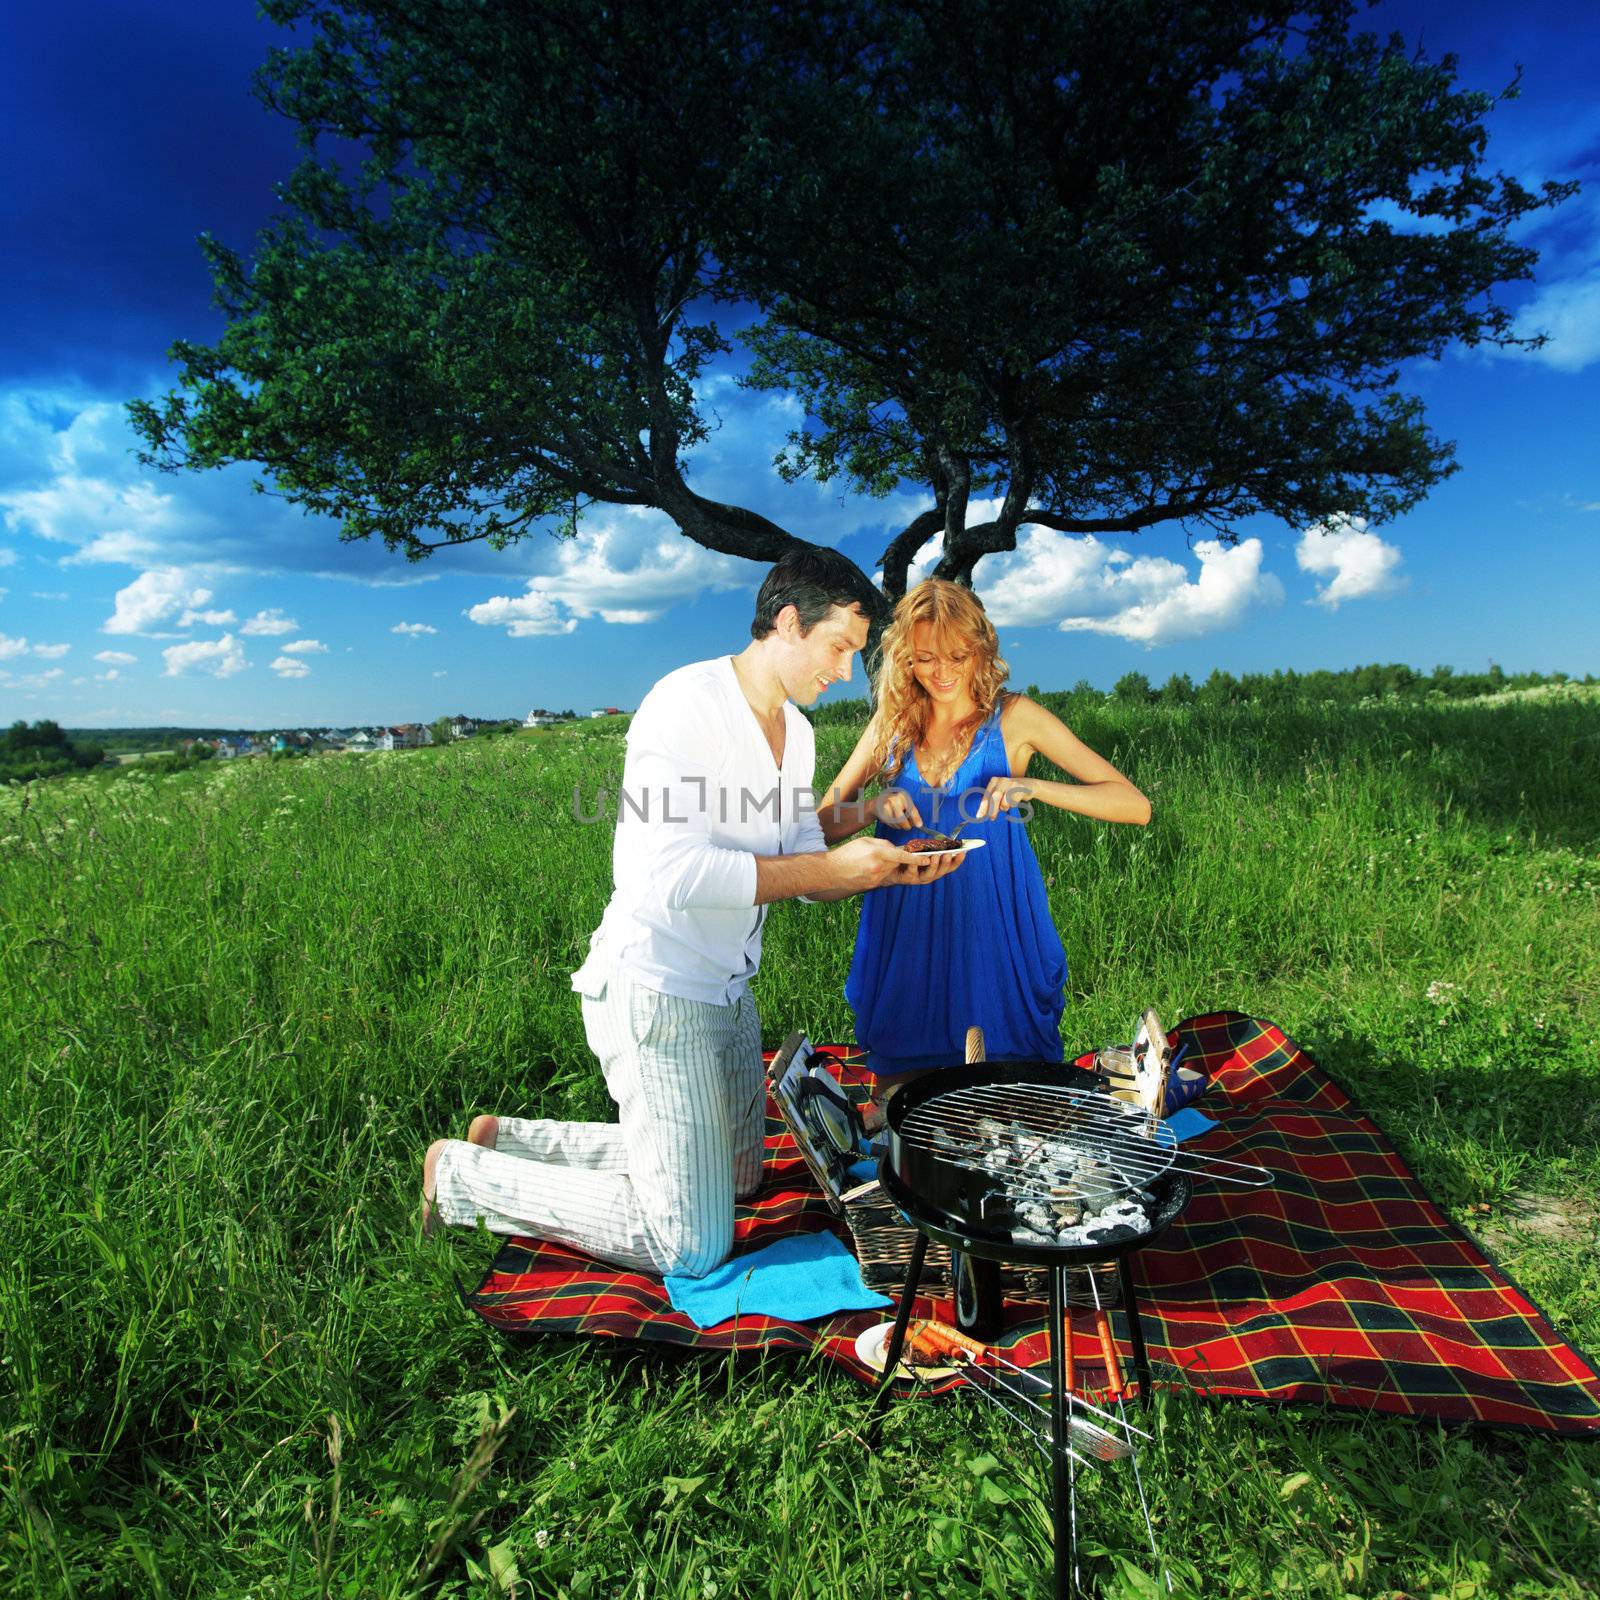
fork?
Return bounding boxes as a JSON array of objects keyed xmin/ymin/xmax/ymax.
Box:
[{"xmin": 917, "ymin": 814, "xmax": 976, "ymax": 844}]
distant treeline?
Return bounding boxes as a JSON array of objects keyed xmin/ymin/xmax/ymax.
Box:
[
  {"xmin": 1100, "ymin": 661, "xmax": 1593, "ymax": 707},
  {"xmin": 812, "ymin": 661, "xmax": 1592, "ymax": 725},
  {"xmin": 2, "ymin": 721, "xmax": 107, "ymax": 783},
  {"xmin": 63, "ymin": 726, "xmax": 256, "ymax": 755}
]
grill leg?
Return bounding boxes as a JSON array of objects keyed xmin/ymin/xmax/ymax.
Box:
[
  {"xmin": 1117, "ymin": 1255, "xmax": 1153, "ymax": 1409},
  {"xmin": 1049, "ymin": 1264, "xmax": 1079, "ymax": 1599},
  {"xmin": 864, "ymin": 1230, "xmax": 928, "ymax": 1448},
  {"xmin": 951, "ymin": 1248, "xmax": 1005, "ymax": 1342}
]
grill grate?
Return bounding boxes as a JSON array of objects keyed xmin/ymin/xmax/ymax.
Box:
[
  {"xmin": 899, "ymin": 1083, "xmax": 1178, "ymax": 1206},
  {"xmin": 899, "ymin": 1078, "xmax": 1272, "ymax": 1226}
]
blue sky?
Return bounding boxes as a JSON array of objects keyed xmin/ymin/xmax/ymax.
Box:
[{"xmin": 1, "ymin": 3, "xmax": 1597, "ymax": 729}]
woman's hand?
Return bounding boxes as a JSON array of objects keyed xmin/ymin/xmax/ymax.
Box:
[
  {"xmin": 970, "ymin": 775, "xmax": 1035, "ymax": 823},
  {"xmin": 871, "ymin": 787, "xmax": 924, "ymax": 831}
]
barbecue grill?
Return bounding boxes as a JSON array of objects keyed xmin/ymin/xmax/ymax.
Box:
[{"xmin": 864, "ymin": 1055, "xmax": 1270, "ymax": 1598}]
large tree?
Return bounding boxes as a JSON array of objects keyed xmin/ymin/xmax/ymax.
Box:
[{"xmin": 130, "ymin": 0, "xmax": 1572, "ymax": 621}]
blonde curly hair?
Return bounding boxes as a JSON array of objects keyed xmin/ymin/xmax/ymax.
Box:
[{"xmin": 869, "ymin": 579, "xmax": 1010, "ymax": 784}]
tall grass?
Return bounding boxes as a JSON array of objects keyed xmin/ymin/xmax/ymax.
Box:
[{"xmin": 1, "ymin": 697, "xmax": 1597, "ymax": 1598}]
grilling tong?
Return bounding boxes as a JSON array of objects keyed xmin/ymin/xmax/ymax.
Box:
[{"xmin": 905, "ymin": 1315, "xmax": 1144, "ymax": 1465}]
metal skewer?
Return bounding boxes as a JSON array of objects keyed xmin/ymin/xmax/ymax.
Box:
[
  {"xmin": 942, "ymin": 1348, "xmax": 1139, "ymax": 1463},
  {"xmin": 1087, "ymin": 1267, "xmax": 1167, "ymax": 1591},
  {"xmin": 1064, "ymin": 1290, "xmax": 1079, "ymax": 1591},
  {"xmin": 908, "ymin": 1319, "xmax": 1147, "ymax": 1448}
]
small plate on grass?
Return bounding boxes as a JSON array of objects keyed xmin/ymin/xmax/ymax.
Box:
[{"xmin": 854, "ymin": 1321, "xmax": 959, "ymax": 1380}]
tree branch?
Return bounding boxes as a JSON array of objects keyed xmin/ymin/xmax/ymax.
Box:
[{"xmin": 877, "ymin": 507, "xmax": 943, "ymax": 603}]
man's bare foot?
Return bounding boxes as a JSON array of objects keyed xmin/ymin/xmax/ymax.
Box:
[
  {"xmin": 467, "ymin": 1114, "xmax": 498, "ymax": 1149},
  {"xmin": 420, "ymin": 1137, "xmax": 449, "ymax": 1236},
  {"xmin": 860, "ymin": 1097, "xmax": 888, "ymax": 1134}
]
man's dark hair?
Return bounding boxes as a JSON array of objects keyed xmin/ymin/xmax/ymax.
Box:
[{"xmin": 750, "ymin": 545, "xmax": 884, "ymax": 639}]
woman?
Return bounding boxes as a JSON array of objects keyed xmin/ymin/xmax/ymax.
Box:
[{"xmin": 818, "ymin": 579, "xmax": 1150, "ymax": 1081}]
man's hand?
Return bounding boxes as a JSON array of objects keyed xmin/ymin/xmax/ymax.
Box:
[{"xmin": 828, "ymin": 836, "xmax": 966, "ymax": 894}]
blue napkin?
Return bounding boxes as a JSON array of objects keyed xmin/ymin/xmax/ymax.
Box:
[
  {"xmin": 1165, "ymin": 1106, "xmax": 1218, "ymax": 1143},
  {"xmin": 664, "ymin": 1230, "xmax": 891, "ymax": 1329}
]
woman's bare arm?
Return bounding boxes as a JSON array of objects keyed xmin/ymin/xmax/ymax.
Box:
[{"xmin": 982, "ymin": 696, "xmax": 1151, "ymax": 826}]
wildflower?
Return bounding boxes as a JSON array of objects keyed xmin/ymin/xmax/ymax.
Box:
[
  {"xmin": 1425, "ymin": 981, "xmax": 1457, "ymax": 1004},
  {"xmin": 534, "ymin": 1529, "xmax": 551, "ymax": 1549}
]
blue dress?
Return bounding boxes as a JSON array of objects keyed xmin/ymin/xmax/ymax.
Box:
[{"xmin": 845, "ymin": 703, "xmax": 1067, "ymax": 1075}]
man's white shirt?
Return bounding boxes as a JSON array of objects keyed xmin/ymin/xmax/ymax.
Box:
[{"xmin": 572, "ymin": 655, "xmax": 827, "ymax": 1005}]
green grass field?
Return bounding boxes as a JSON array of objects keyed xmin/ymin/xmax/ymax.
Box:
[{"xmin": 2, "ymin": 692, "xmax": 1598, "ymax": 1599}]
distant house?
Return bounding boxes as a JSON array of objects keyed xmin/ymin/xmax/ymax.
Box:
[
  {"xmin": 378, "ymin": 723, "xmax": 432, "ymax": 750},
  {"xmin": 588, "ymin": 707, "xmax": 625, "ymax": 719},
  {"xmin": 524, "ymin": 712, "xmax": 558, "ymax": 728},
  {"xmin": 347, "ymin": 730, "xmax": 376, "ymax": 752},
  {"xmin": 448, "ymin": 715, "xmax": 476, "ymax": 739}
]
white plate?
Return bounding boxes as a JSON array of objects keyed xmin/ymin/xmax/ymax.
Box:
[
  {"xmin": 904, "ymin": 837, "xmax": 987, "ymax": 856},
  {"xmin": 853, "ymin": 1320, "xmax": 960, "ymax": 1380}
]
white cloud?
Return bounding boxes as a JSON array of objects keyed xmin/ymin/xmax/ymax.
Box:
[
  {"xmin": 958, "ymin": 524, "xmax": 1283, "ymax": 645},
  {"xmin": 465, "ymin": 590, "xmax": 577, "ymax": 637},
  {"xmin": 6, "ymin": 667, "xmax": 64, "ymax": 690},
  {"xmin": 1295, "ymin": 514, "xmax": 1406, "ymax": 608},
  {"xmin": 392, "ymin": 620, "xmax": 438, "ymax": 636},
  {"xmin": 178, "ymin": 606, "xmax": 236, "ymax": 627},
  {"xmin": 104, "ymin": 568, "xmax": 214, "ymax": 635},
  {"xmin": 280, "ymin": 638, "xmax": 327, "ymax": 655},
  {"xmin": 467, "ymin": 507, "xmax": 749, "ymax": 637},
  {"xmin": 0, "ymin": 398, "xmax": 193, "ymax": 567},
  {"xmin": 1510, "ymin": 274, "xmax": 1600, "ymax": 373},
  {"xmin": 0, "ymin": 390, "xmax": 372, "ymax": 581},
  {"xmin": 31, "ymin": 591, "xmax": 70, "ymax": 601},
  {"xmin": 1052, "ymin": 538, "xmax": 1283, "ymax": 646},
  {"xmin": 975, "ymin": 526, "xmax": 1135, "ymax": 628},
  {"xmin": 239, "ymin": 608, "xmax": 298, "ymax": 636},
  {"xmin": 0, "ymin": 387, "xmax": 457, "ymax": 586},
  {"xmin": 96, "ymin": 668, "xmax": 120, "ymax": 682},
  {"xmin": 0, "ymin": 636, "xmax": 72, "ymax": 660},
  {"xmin": 270, "ymin": 654, "xmax": 311, "ymax": 679},
  {"xmin": 162, "ymin": 634, "xmax": 248, "ymax": 678},
  {"xmin": 309, "ymin": 569, "xmax": 441, "ymax": 588},
  {"xmin": 95, "ymin": 649, "xmax": 136, "ymax": 664},
  {"xmin": 433, "ymin": 670, "xmax": 448, "ymax": 677},
  {"xmin": 0, "ymin": 547, "xmax": 16, "ymax": 567}
]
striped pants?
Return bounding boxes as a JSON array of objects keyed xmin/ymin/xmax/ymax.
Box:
[{"xmin": 432, "ymin": 964, "xmax": 764, "ymax": 1277}]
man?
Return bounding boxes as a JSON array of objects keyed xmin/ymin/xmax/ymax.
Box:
[{"xmin": 422, "ymin": 547, "xmax": 962, "ymax": 1276}]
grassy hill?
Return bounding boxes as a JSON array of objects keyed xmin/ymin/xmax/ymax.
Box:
[{"xmin": 2, "ymin": 696, "xmax": 1597, "ymax": 1597}]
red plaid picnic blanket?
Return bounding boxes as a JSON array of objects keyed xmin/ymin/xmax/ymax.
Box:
[{"xmin": 466, "ymin": 1013, "xmax": 1600, "ymax": 1436}]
